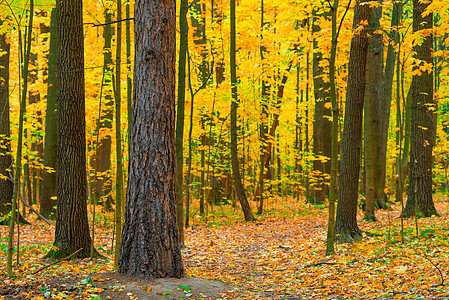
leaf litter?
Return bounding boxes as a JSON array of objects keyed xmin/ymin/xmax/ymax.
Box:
[{"xmin": 1, "ymin": 196, "xmax": 449, "ymax": 299}]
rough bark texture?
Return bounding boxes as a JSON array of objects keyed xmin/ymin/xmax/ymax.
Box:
[
  {"xmin": 403, "ymin": 0, "xmax": 438, "ymax": 218},
  {"xmin": 40, "ymin": 9, "xmax": 58, "ymax": 219},
  {"xmin": 47, "ymin": 0, "xmax": 94, "ymax": 259},
  {"xmin": 312, "ymin": 7, "xmax": 331, "ymax": 205},
  {"xmin": 363, "ymin": 3, "xmax": 383, "ymax": 221},
  {"xmin": 230, "ymin": 0, "xmax": 255, "ymax": 221},
  {"xmin": 118, "ymin": 0, "xmax": 184, "ymax": 279},
  {"xmin": 0, "ymin": 20, "xmax": 14, "ymax": 223},
  {"xmin": 335, "ymin": 0, "xmax": 370, "ymax": 242}
]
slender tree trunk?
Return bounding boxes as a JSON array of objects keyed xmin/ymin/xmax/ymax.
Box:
[
  {"xmin": 118, "ymin": 0, "xmax": 184, "ymax": 278},
  {"xmin": 254, "ymin": 62, "xmax": 293, "ymax": 203},
  {"xmin": 0, "ymin": 19, "xmax": 14, "ymax": 224},
  {"xmin": 114, "ymin": 0, "xmax": 124, "ymax": 270},
  {"xmin": 378, "ymin": 1, "xmax": 403, "ymax": 209},
  {"xmin": 40, "ymin": 8, "xmax": 59, "ymax": 219},
  {"xmin": 257, "ymin": 0, "xmax": 268, "ymax": 214},
  {"xmin": 325, "ymin": 0, "xmax": 339, "ymax": 256},
  {"xmin": 335, "ymin": 0, "xmax": 371, "ymax": 243},
  {"xmin": 403, "ymin": 0, "xmax": 438, "ymax": 217},
  {"xmin": 46, "ymin": 0, "xmax": 96, "ymax": 259},
  {"xmin": 7, "ymin": 2, "xmax": 34, "ymax": 275},
  {"xmin": 126, "ymin": 2, "xmax": 132, "ymax": 152},
  {"xmin": 312, "ymin": 6, "xmax": 331, "ymax": 205},
  {"xmin": 363, "ymin": 1, "xmax": 383, "ymax": 221},
  {"xmin": 175, "ymin": 0, "xmax": 188, "ymax": 245},
  {"xmin": 95, "ymin": 7, "xmax": 113, "ymax": 211},
  {"xmin": 230, "ymin": 0, "xmax": 255, "ymax": 221}
]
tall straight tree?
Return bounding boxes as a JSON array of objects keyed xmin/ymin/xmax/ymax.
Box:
[
  {"xmin": 230, "ymin": 0, "xmax": 255, "ymax": 221},
  {"xmin": 40, "ymin": 8, "xmax": 58, "ymax": 219},
  {"xmin": 0, "ymin": 19, "xmax": 14, "ymax": 224},
  {"xmin": 363, "ymin": 0, "xmax": 383, "ymax": 221},
  {"xmin": 118, "ymin": 0, "xmax": 184, "ymax": 278},
  {"xmin": 46, "ymin": 0, "xmax": 95, "ymax": 259},
  {"xmin": 312, "ymin": 5, "xmax": 331, "ymax": 205},
  {"xmin": 175, "ymin": 0, "xmax": 188, "ymax": 245},
  {"xmin": 403, "ymin": 0, "xmax": 438, "ymax": 217},
  {"xmin": 94, "ymin": 2, "xmax": 113, "ymax": 210},
  {"xmin": 377, "ymin": 0, "xmax": 403, "ymax": 210},
  {"xmin": 334, "ymin": 0, "xmax": 371, "ymax": 242},
  {"xmin": 114, "ymin": 0, "xmax": 124, "ymax": 269}
]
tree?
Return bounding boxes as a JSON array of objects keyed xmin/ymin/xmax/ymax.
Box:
[
  {"xmin": 230, "ymin": 0, "xmax": 255, "ymax": 221},
  {"xmin": 312, "ymin": 5, "xmax": 331, "ymax": 205},
  {"xmin": 94, "ymin": 2, "xmax": 114, "ymax": 211},
  {"xmin": 46, "ymin": 0, "xmax": 95, "ymax": 259},
  {"xmin": 175, "ymin": 0, "xmax": 188, "ymax": 245},
  {"xmin": 0, "ymin": 19, "xmax": 14, "ymax": 224},
  {"xmin": 403, "ymin": 0, "xmax": 438, "ymax": 217},
  {"xmin": 363, "ymin": 1, "xmax": 383, "ymax": 221},
  {"xmin": 118, "ymin": 0, "xmax": 184, "ymax": 278},
  {"xmin": 40, "ymin": 8, "xmax": 58, "ymax": 219},
  {"xmin": 334, "ymin": 0, "xmax": 370, "ymax": 242}
]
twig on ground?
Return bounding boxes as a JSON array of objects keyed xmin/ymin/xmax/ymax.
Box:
[{"xmin": 31, "ymin": 248, "xmax": 83, "ymax": 275}]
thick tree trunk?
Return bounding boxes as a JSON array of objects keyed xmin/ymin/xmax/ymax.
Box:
[
  {"xmin": 335, "ymin": 0, "xmax": 371, "ymax": 242},
  {"xmin": 230, "ymin": 0, "xmax": 255, "ymax": 221},
  {"xmin": 46, "ymin": 0, "xmax": 95, "ymax": 259},
  {"xmin": 312, "ymin": 7, "xmax": 331, "ymax": 205},
  {"xmin": 403, "ymin": 0, "xmax": 438, "ymax": 218},
  {"xmin": 118, "ymin": 0, "xmax": 184, "ymax": 279},
  {"xmin": 0, "ymin": 20, "xmax": 14, "ymax": 224}
]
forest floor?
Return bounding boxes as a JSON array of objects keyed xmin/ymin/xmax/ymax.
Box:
[{"xmin": 1, "ymin": 195, "xmax": 449, "ymax": 299}]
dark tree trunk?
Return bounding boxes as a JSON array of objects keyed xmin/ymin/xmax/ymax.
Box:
[
  {"xmin": 335, "ymin": 0, "xmax": 371, "ymax": 242},
  {"xmin": 0, "ymin": 20, "xmax": 14, "ymax": 224},
  {"xmin": 40, "ymin": 8, "xmax": 59, "ymax": 219},
  {"xmin": 378, "ymin": 1, "xmax": 403, "ymax": 209},
  {"xmin": 46, "ymin": 0, "xmax": 95, "ymax": 259},
  {"xmin": 175, "ymin": 0, "xmax": 188, "ymax": 245},
  {"xmin": 363, "ymin": 2, "xmax": 383, "ymax": 221},
  {"xmin": 230, "ymin": 0, "xmax": 255, "ymax": 221},
  {"xmin": 403, "ymin": 0, "xmax": 438, "ymax": 218},
  {"xmin": 118, "ymin": 0, "xmax": 184, "ymax": 279},
  {"xmin": 312, "ymin": 7, "xmax": 331, "ymax": 205}
]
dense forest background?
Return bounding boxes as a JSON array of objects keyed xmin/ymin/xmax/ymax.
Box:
[{"xmin": 1, "ymin": 0, "xmax": 449, "ymax": 298}]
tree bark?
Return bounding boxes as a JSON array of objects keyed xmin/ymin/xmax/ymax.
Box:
[
  {"xmin": 335, "ymin": 0, "xmax": 371, "ymax": 242},
  {"xmin": 230, "ymin": 0, "xmax": 255, "ymax": 221},
  {"xmin": 118, "ymin": 0, "xmax": 184, "ymax": 279},
  {"xmin": 363, "ymin": 2, "xmax": 383, "ymax": 221},
  {"xmin": 403, "ymin": 0, "xmax": 438, "ymax": 218},
  {"xmin": 0, "ymin": 19, "xmax": 14, "ymax": 224},
  {"xmin": 40, "ymin": 8, "xmax": 59, "ymax": 219},
  {"xmin": 46, "ymin": 0, "xmax": 95, "ymax": 259},
  {"xmin": 175, "ymin": 0, "xmax": 188, "ymax": 245},
  {"xmin": 378, "ymin": 1, "xmax": 403, "ymax": 209}
]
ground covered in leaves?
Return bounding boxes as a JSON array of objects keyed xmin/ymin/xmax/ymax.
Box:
[{"xmin": 1, "ymin": 196, "xmax": 449, "ymax": 299}]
